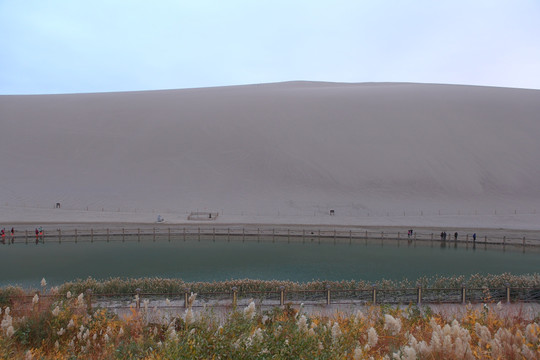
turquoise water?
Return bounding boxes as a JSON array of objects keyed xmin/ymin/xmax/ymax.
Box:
[{"xmin": 0, "ymin": 237, "xmax": 538, "ymax": 287}]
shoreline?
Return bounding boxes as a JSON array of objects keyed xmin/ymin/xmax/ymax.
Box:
[{"xmin": 4, "ymin": 221, "xmax": 540, "ymax": 244}]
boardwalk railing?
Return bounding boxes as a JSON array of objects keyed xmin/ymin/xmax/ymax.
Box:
[
  {"xmin": 7, "ymin": 286, "xmax": 540, "ymax": 315},
  {"xmin": 3, "ymin": 226, "xmax": 540, "ymax": 247}
]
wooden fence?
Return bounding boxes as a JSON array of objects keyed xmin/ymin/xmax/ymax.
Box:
[
  {"xmin": 8, "ymin": 285, "xmax": 540, "ymax": 316},
  {"xmin": 2, "ymin": 226, "xmax": 540, "ymax": 247}
]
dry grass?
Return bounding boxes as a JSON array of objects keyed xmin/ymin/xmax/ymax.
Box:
[{"xmin": 0, "ymin": 288, "xmax": 538, "ymax": 359}]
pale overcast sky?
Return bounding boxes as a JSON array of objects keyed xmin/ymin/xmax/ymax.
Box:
[{"xmin": 1, "ymin": 0, "xmax": 539, "ymax": 94}]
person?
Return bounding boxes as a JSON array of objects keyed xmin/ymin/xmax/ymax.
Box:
[
  {"xmin": 10, "ymin": 227, "xmax": 14, "ymax": 244},
  {"xmin": 1, "ymin": 228, "xmax": 4, "ymax": 244},
  {"xmin": 473, "ymin": 233, "xmax": 477, "ymax": 241},
  {"xmin": 440, "ymin": 231, "xmax": 444, "ymax": 240},
  {"xmin": 454, "ymin": 232, "xmax": 458, "ymax": 240}
]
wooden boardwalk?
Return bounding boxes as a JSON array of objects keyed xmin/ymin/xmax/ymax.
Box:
[{"xmin": 3, "ymin": 225, "xmax": 540, "ymax": 247}]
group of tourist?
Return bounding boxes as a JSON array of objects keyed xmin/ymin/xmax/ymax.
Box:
[
  {"xmin": 0, "ymin": 226, "xmax": 44, "ymax": 244},
  {"xmin": 1, "ymin": 227, "xmax": 15, "ymax": 244},
  {"xmin": 440, "ymin": 231, "xmax": 477, "ymax": 241},
  {"xmin": 440, "ymin": 231, "xmax": 457, "ymax": 240},
  {"xmin": 406, "ymin": 229, "xmax": 478, "ymax": 242}
]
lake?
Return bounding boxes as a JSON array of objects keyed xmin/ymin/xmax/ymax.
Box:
[{"xmin": 1, "ymin": 236, "xmax": 538, "ymax": 288}]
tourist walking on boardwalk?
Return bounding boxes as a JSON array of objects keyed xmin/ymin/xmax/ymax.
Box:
[
  {"xmin": 454, "ymin": 232, "xmax": 458, "ymax": 240},
  {"xmin": 473, "ymin": 233, "xmax": 477, "ymax": 242}
]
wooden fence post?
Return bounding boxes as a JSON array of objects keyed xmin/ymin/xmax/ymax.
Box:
[
  {"xmin": 35, "ymin": 291, "xmax": 41, "ymax": 312},
  {"xmin": 417, "ymin": 284, "xmax": 422, "ymax": 305},
  {"xmin": 184, "ymin": 288, "xmax": 190, "ymax": 308},
  {"xmin": 372, "ymin": 285, "xmax": 377, "ymax": 304},
  {"xmin": 326, "ymin": 285, "xmax": 331, "ymax": 305},
  {"xmin": 461, "ymin": 284, "xmax": 466, "ymax": 304},
  {"xmin": 135, "ymin": 288, "xmax": 141, "ymax": 311},
  {"xmin": 506, "ymin": 283, "xmax": 511, "ymax": 303},
  {"xmin": 232, "ymin": 287, "xmax": 238, "ymax": 307},
  {"xmin": 280, "ymin": 286, "xmax": 285, "ymax": 306}
]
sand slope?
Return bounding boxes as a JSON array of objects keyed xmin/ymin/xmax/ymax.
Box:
[{"xmin": 1, "ymin": 81, "xmax": 539, "ymax": 221}]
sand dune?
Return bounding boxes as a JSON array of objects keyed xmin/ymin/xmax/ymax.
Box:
[{"xmin": 1, "ymin": 81, "xmax": 539, "ymax": 222}]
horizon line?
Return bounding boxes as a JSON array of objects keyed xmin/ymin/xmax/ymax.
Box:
[{"xmin": 2, "ymin": 80, "xmax": 539, "ymax": 96}]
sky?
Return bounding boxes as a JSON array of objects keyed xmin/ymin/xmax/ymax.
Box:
[{"xmin": 1, "ymin": 0, "xmax": 539, "ymax": 94}]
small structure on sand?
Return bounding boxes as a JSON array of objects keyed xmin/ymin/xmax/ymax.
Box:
[{"xmin": 188, "ymin": 211, "xmax": 219, "ymax": 221}]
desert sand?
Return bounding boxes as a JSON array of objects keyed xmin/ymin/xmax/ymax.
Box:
[{"xmin": 1, "ymin": 81, "xmax": 539, "ymax": 229}]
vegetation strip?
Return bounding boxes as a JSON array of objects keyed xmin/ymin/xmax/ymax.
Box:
[
  {"xmin": 0, "ymin": 288, "xmax": 539, "ymax": 359},
  {"xmin": 2, "ymin": 274, "xmax": 539, "ymax": 308}
]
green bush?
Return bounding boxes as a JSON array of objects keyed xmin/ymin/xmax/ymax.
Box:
[
  {"xmin": 56, "ymin": 273, "xmax": 540, "ymax": 296},
  {"xmin": 0, "ymin": 287, "xmax": 25, "ymax": 307}
]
